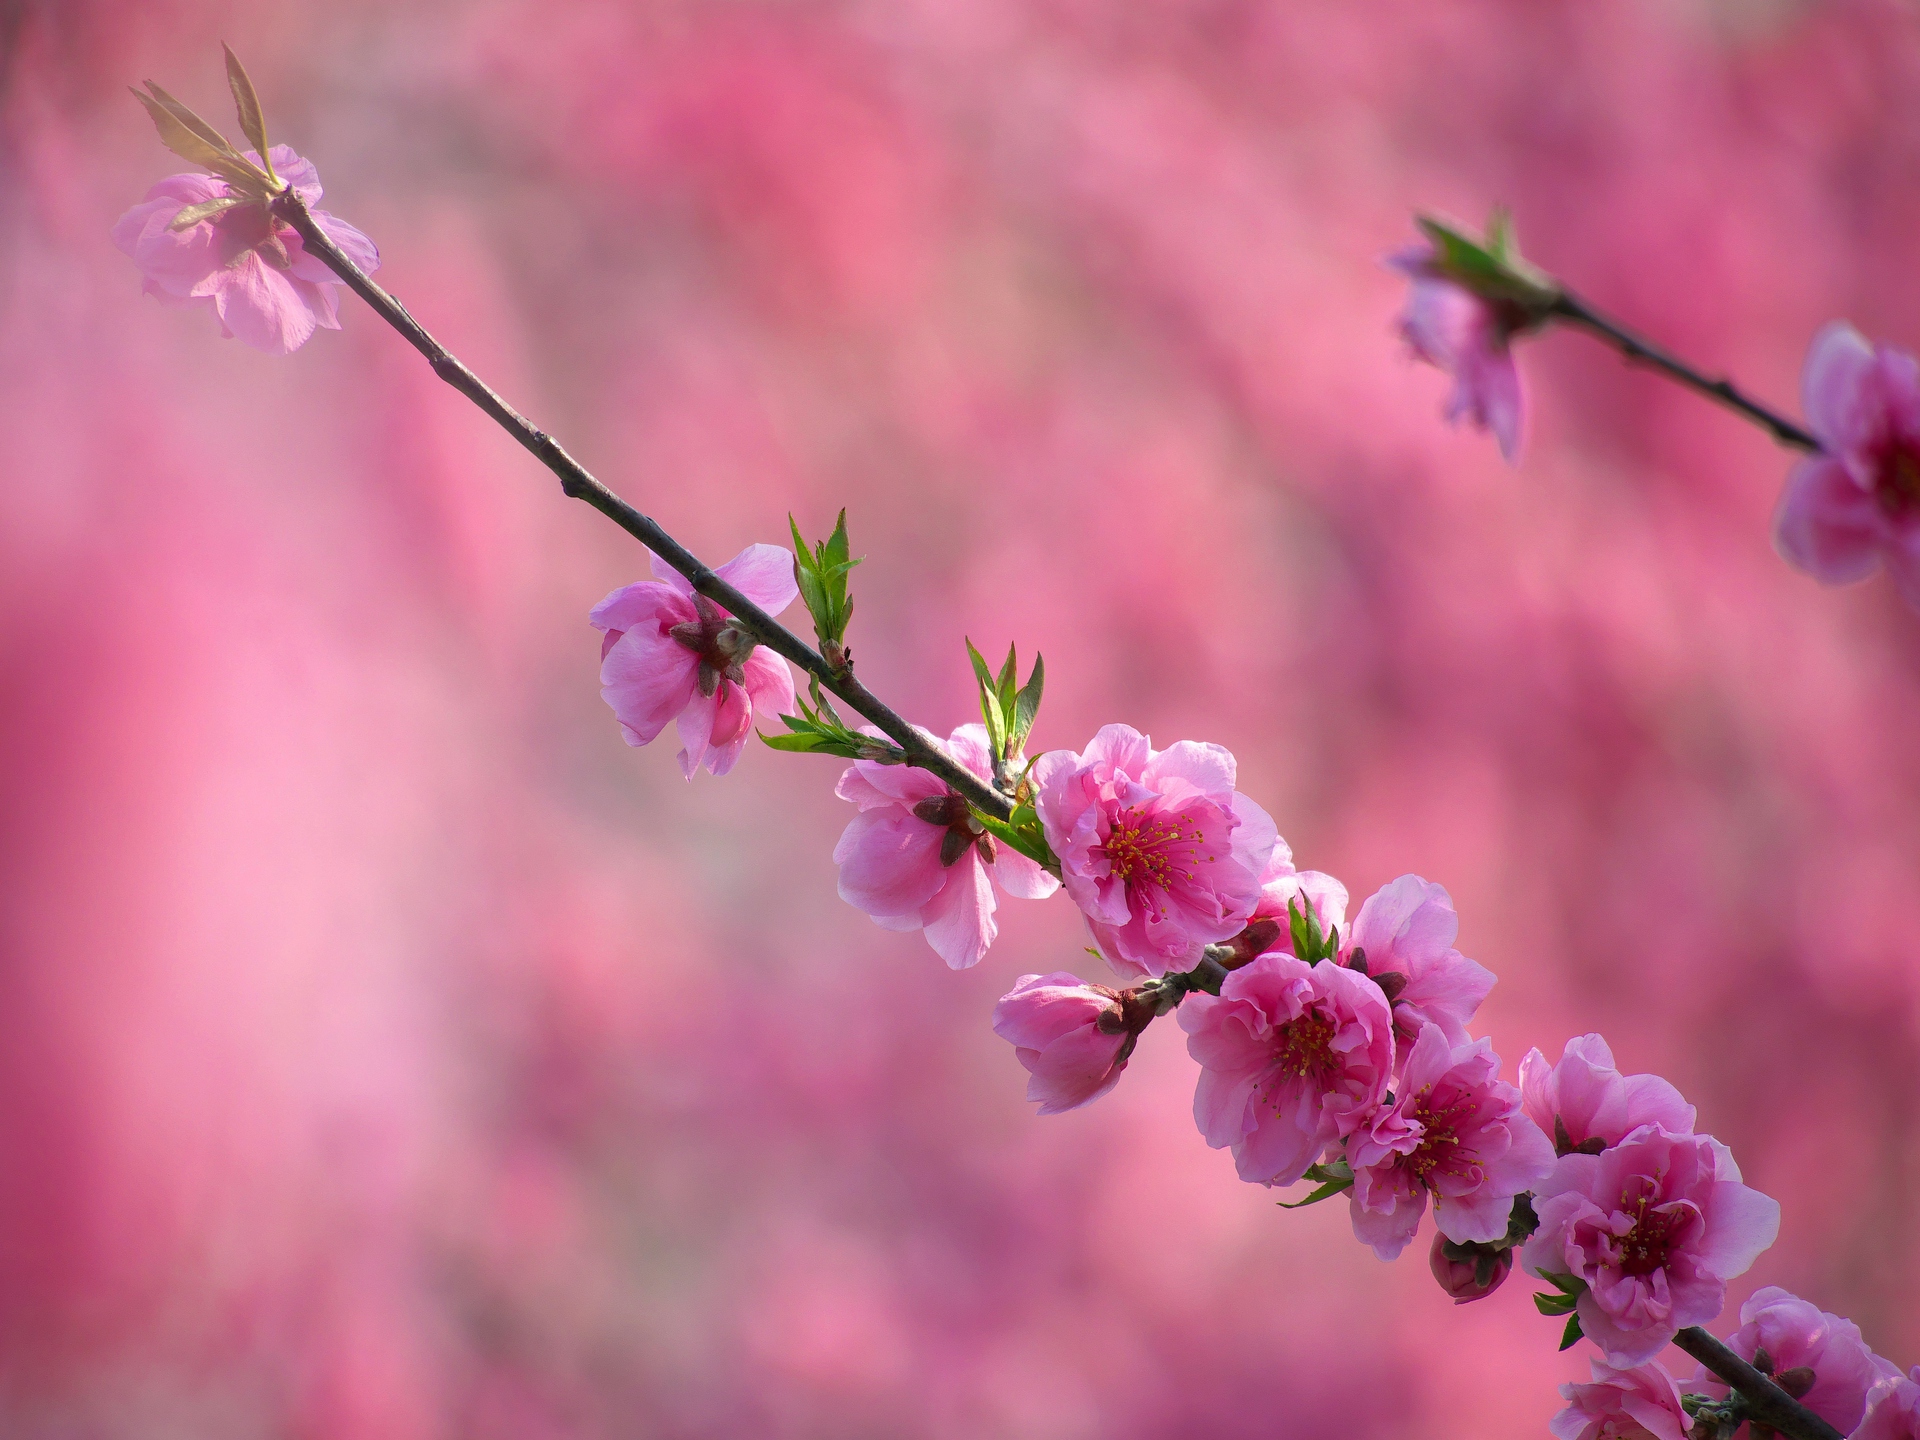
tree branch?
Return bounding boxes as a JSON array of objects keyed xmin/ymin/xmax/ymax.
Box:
[
  {"xmin": 270, "ymin": 189, "xmax": 1013, "ymax": 821},
  {"xmin": 1551, "ymin": 295, "xmax": 1821, "ymax": 453},
  {"xmin": 1673, "ymin": 1327, "xmax": 1846, "ymax": 1440}
]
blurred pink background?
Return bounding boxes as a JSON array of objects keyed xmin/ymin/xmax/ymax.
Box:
[{"xmin": 3, "ymin": 0, "xmax": 1918, "ymax": 1434}]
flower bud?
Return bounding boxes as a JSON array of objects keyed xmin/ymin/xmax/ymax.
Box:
[
  {"xmin": 992, "ymin": 973, "xmax": 1131, "ymax": 1115},
  {"xmin": 1429, "ymin": 1233, "xmax": 1511, "ymax": 1304}
]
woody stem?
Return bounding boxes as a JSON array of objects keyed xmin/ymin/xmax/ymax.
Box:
[
  {"xmin": 1672, "ymin": 1327, "xmax": 1846, "ymax": 1440},
  {"xmin": 269, "ymin": 188, "xmax": 1012, "ymax": 820},
  {"xmin": 1549, "ymin": 295, "xmax": 1820, "ymax": 452}
]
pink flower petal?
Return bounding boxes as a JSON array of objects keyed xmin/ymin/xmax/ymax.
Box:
[{"xmin": 1774, "ymin": 457, "xmax": 1882, "ymax": 585}]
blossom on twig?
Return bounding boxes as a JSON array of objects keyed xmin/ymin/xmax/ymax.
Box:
[
  {"xmin": 1774, "ymin": 323, "xmax": 1920, "ymax": 609},
  {"xmin": 834, "ymin": 725, "xmax": 1058, "ymax": 969},
  {"xmin": 591, "ymin": 544, "xmax": 798, "ymax": 778},
  {"xmin": 113, "ymin": 146, "xmax": 377, "ymax": 355}
]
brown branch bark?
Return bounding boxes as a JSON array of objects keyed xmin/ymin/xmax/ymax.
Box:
[
  {"xmin": 270, "ymin": 189, "xmax": 1013, "ymax": 821},
  {"xmin": 1551, "ymin": 295, "xmax": 1820, "ymax": 453},
  {"xmin": 1673, "ymin": 1326, "xmax": 1847, "ymax": 1440}
]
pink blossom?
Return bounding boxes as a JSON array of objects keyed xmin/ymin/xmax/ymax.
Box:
[
  {"xmin": 1521, "ymin": 1127, "xmax": 1782, "ymax": 1367},
  {"xmin": 111, "ymin": 146, "xmax": 379, "ymax": 355},
  {"xmin": 1343, "ymin": 874, "xmax": 1494, "ymax": 1060},
  {"xmin": 1774, "ymin": 323, "xmax": 1920, "ymax": 608},
  {"xmin": 1179, "ymin": 953, "xmax": 1394, "ymax": 1186},
  {"xmin": 1689, "ymin": 1287, "xmax": 1899, "ymax": 1434},
  {"xmin": 992, "ymin": 972, "xmax": 1130, "ymax": 1115},
  {"xmin": 1519, "ymin": 1034, "xmax": 1696, "ymax": 1156},
  {"xmin": 1430, "ymin": 1231, "xmax": 1512, "ymax": 1304},
  {"xmin": 1246, "ymin": 845, "xmax": 1349, "ymax": 956},
  {"xmin": 591, "ymin": 544, "xmax": 798, "ymax": 778},
  {"xmin": 1346, "ymin": 1023, "xmax": 1554, "ymax": 1261},
  {"xmin": 1855, "ymin": 1371, "xmax": 1920, "ymax": 1440},
  {"xmin": 1550, "ymin": 1359, "xmax": 1691, "ymax": 1440},
  {"xmin": 1031, "ymin": 724, "xmax": 1277, "ymax": 979},
  {"xmin": 1388, "ymin": 243, "xmax": 1526, "ymax": 463},
  {"xmin": 835, "ymin": 725, "xmax": 1059, "ymax": 969}
]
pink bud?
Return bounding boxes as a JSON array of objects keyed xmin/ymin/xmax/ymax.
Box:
[
  {"xmin": 992, "ymin": 973, "xmax": 1131, "ymax": 1115},
  {"xmin": 1429, "ymin": 1233, "xmax": 1511, "ymax": 1304}
]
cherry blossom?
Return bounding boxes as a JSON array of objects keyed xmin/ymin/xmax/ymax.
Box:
[
  {"xmin": 1519, "ymin": 1034, "xmax": 1696, "ymax": 1156},
  {"xmin": 1689, "ymin": 1287, "xmax": 1899, "ymax": 1435},
  {"xmin": 1180, "ymin": 953, "xmax": 1394, "ymax": 1186},
  {"xmin": 112, "ymin": 146, "xmax": 378, "ymax": 355},
  {"xmin": 1388, "ymin": 241, "xmax": 1527, "ymax": 462},
  {"xmin": 1551, "ymin": 1359, "xmax": 1691, "ymax": 1440},
  {"xmin": 1774, "ymin": 323, "xmax": 1920, "ymax": 608},
  {"xmin": 834, "ymin": 725, "xmax": 1058, "ymax": 969},
  {"xmin": 1521, "ymin": 1126, "xmax": 1781, "ymax": 1366},
  {"xmin": 591, "ymin": 544, "xmax": 798, "ymax": 778},
  {"xmin": 1342, "ymin": 875, "xmax": 1494, "ymax": 1063},
  {"xmin": 1031, "ymin": 725, "xmax": 1276, "ymax": 979},
  {"xmin": 1855, "ymin": 1371, "xmax": 1920, "ymax": 1440},
  {"xmin": 1347, "ymin": 1024, "xmax": 1554, "ymax": 1260},
  {"xmin": 992, "ymin": 972, "xmax": 1131, "ymax": 1115}
]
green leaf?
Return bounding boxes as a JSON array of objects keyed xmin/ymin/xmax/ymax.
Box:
[
  {"xmin": 788, "ymin": 510, "xmax": 861, "ymax": 659},
  {"xmin": 1413, "ymin": 211, "xmax": 1560, "ymax": 313},
  {"xmin": 168, "ymin": 194, "xmax": 248, "ymax": 230},
  {"xmin": 759, "ymin": 677, "xmax": 905, "ymax": 763},
  {"xmin": 222, "ymin": 44, "xmax": 276, "ymax": 183},
  {"xmin": 132, "ymin": 84, "xmax": 272, "ymax": 195},
  {"xmin": 1277, "ymin": 1173, "xmax": 1354, "ymax": 1210},
  {"xmin": 1287, "ymin": 894, "xmax": 1337, "ymax": 964},
  {"xmin": 965, "ymin": 638, "xmax": 1009, "ymax": 759},
  {"xmin": 1534, "ymin": 1291, "xmax": 1578, "ymax": 1316},
  {"xmin": 970, "ymin": 802, "xmax": 1058, "ymax": 872},
  {"xmin": 1559, "ymin": 1314, "xmax": 1585, "ymax": 1351},
  {"xmin": 1010, "ymin": 653, "xmax": 1044, "ymax": 751},
  {"xmin": 1540, "ymin": 1271, "xmax": 1588, "ymax": 1297}
]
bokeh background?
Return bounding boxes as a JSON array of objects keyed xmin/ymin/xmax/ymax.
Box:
[{"xmin": 3, "ymin": 0, "xmax": 1919, "ymax": 1434}]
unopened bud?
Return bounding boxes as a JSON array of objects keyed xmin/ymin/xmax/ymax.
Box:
[{"xmin": 1429, "ymin": 1233, "xmax": 1511, "ymax": 1304}]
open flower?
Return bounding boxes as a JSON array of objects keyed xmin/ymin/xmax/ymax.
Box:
[
  {"xmin": 834, "ymin": 725, "xmax": 1058, "ymax": 969},
  {"xmin": 1521, "ymin": 1126, "xmax": 1781, "ymax": 1367},
  {"xmin": 1551, "ymin": 1359, "xmax": 1691, "ymax": 1440},
  {"xmin": 1180, "ymin": 953, "xmax": 1395, "ymax": 1187},
  {"xmin": 1343, "ymin": 875, "xmax": 1494, "ymax": 1063},
  {"xmin": 992, "ymin": 972, "xmax": 1130, "ymax": 1114},
  {"xmin": 1855, "ymin": 1371, "xmax": 1920, "ymax": 1440},
  {"xmin": 591, "ymin": 544, "xmax": 798, "ymax": 778},
  {"xmin": 1347, "ymin": 1024, "xmax": 1554, "ymax": 1261},
  {"xmin": 1689, "ymin": 1287, "xmax": 1899, "ymax": 1435},
  {"xmin": 1519, "ymin": 1034, "xmax": 1696, "ymax": 1156},
  {"xmin": 112, "ymin": 146, "xmax": 378, "ymax": 355},
  {"xmin": 1031, "ymin": 725, "xmax": 1276, "ymax": 979},
  {"xmin": 1388, "ymin": 242, "xmax": 1527, "ymax": 462},
  {"xmin": 1774, "ymin": 322, "xmax": 1920, "ymax": 609}
]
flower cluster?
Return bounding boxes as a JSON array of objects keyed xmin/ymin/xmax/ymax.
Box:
[{"xmin": 120, "ymin": 60, "xmax": 1917, "ymax": 1440}]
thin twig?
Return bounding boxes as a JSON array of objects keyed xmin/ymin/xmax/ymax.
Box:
[
  {"xmin": 1673, "ymin": 1326, "xmax": 1847, "ymax": 1440},
  {"xmin": 270, "ymin": 189, "xmax": 1013, "ymax": 820},
  {"xmin": 1551, "ymin": 295, "xmax": 1821, "ymax": 453}
]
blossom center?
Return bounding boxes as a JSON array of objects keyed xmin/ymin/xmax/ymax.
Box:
[
  {"xmin": 1877, "ymin": 445, "xmax": 1920, "ymax": 520},
  {"xmin": 1097, "ymin": 807, "xmax": 1203, "ymax": 892},
  {"xmin": 1403, "ymin": 1088, "xmax": 1474, "ymax": 1187},
  {"xmin": 1614, "ymin": 1180, "xmax": 1688, "ymax": 1276},
  {"xmin": 1270, "ymin": 1008, "xmax": 1338, "ymax": 1082}
]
